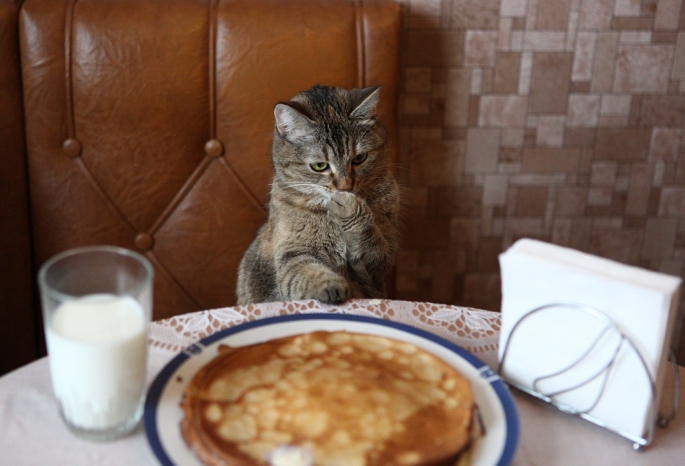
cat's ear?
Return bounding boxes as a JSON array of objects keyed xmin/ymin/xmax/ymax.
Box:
[
  {"xmin": 274, "ymin": 103, "xmax": 316, "ymax": 142},
  {"xmin": 349, "ymin": 86, "xmax": 381, "ymax": 120}
]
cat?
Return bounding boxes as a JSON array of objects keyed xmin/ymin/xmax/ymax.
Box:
[{"xmin": 236, "ymin": 85, "xmax": 400, "ymax": 305}]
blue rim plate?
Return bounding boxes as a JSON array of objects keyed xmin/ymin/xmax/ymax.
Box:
[{"xmin": 145, "ymin": 313, "xmax": 519, "ymax": 465}]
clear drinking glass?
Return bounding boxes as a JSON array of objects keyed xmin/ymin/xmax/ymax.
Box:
[{"xmin": 38, "ymin": 245, "xmax": 154, "ymax": 441}]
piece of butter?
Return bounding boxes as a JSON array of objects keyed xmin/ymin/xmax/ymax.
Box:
[{"xmin": 269, "ymin": 445, "xmax": 313, "ymax": 466}]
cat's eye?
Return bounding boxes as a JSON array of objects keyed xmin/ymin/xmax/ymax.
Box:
[
  {"xmin": 352, "ymin": 153, "xmax": 368, "ymax": 165},
  {"xmin": 310, "ymin": 162, "xmax": 329, "ymax": 172}
]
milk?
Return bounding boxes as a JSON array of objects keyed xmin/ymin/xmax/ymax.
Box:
[{"xmin": 46, "ymin": 294, "xmax": 148, "ymax": 430}]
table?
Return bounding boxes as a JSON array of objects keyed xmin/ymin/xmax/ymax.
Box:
[{"xmin": 0, "ymin": 299, "xmax": 683, "ymax": 465}]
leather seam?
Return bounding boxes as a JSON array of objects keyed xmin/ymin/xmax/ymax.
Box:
[
  {"xmin": 147, "ymin": 157, "xmax": 213, "ymax": 235},
  {"xmin": 216, "ymin": 157, "xmax": 268, "ymax": 215},
  {"xmin": 64, "ymin": 0, "xmax": 76, "ymax": 139},
  {"xmin": 209, "ymin": 0, "xmax": 218, "ymax": 139},
  {"xmin": 146, "ymin": 253, "xmax": 202, "ymax": 311},
  {"xmin": 72, "ymin": 157, "xmax": 139, "ymax": 235},
  {"xmin": 354, "ymin": 0, "xmax": 366, "ymax": 88}
]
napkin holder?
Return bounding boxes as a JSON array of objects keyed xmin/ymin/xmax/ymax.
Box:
[{"xmin": 498, "ymin": 302, "xmax": 679, "ymax": 450}]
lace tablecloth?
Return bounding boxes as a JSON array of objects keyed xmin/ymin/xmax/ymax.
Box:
[{"xmin": 149, "ymin": 299, "xmax": 502, "ymax": 368}]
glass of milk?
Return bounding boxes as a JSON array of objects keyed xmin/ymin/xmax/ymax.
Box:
[{"xmin": 38, "ymin": 245, "xmax": 153, "ymax": 441}]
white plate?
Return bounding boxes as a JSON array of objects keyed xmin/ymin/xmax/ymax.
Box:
[{"xmin": 145, "ymin": 313, "xmax": 519, "ymax": 465}]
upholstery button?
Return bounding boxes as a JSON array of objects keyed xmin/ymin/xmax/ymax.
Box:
[
  {"xmin": 62, "ymin": 138, "xmax": 82, "ymax": 158},
  {"xmin": 134, "ymin": 233, "xmax": 154, "ymax": 251},
  {"xmin": 204, "ymin": 138, "xmax": 224, "ymax": 158}
]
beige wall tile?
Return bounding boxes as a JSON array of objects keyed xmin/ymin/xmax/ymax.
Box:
[
  {"xmin": 537, "ymin": 116, "xmax": 566, "ymax": 147},
  {"xmin": 505, "ymin": 218, "xmax": 545, "ymax": 236},
  {"xmin": 465, "ymin": 31, "xmax": 499, "ymax": 68},
  {"xmin": 619, "ymin": 31, "xmax": 652, "ymax": 44},
  {"xmin": 518, "ymin": 52, "xmax": 534, "ymax": 94},
  {"xmin": 600, "ymin": 95, "xmax": 631, "ymax": 116},
  {"xmin": 462, "ymin": 274, "xmax": 501, "ymax": 311},
  {"xmin": 401, "ymin": 187, "xmax": 429, "ymax": 217},
  {"xmin": 611, "ymin": 16, "xmax": 655, "ymax": 30},
  {"xmin": 405, "ymin": 68, "xmax": 433, "ymax": 93},
  {"xmin": 501, "ymin": 128, "xmax": 525, "ymax": 147},
  {"xmin": 409, "ymin": 139, "xmax": 465, "ymax": 186},
  {"xmin": 401, "ymin": 217, "xmax": 452, "ymax": 249},
  {"xmin": 659, "ymin": 187, "xmax": 685, "ymax": 215},
  {"xmin": 614, "ymin": 0, "xmax": 642, "ymax": 16},
  {"xmin": 445, "ymin": 69, "xmax": 471, "ymax": 127},
  {"xmin": 509, "ymin": 174, "xmax": 568, "ymax": 185},
  {"xmin": 614, "ymin": 45, "xmax": 675, "ymax": 93},
  {"xmin": 494, "ymin": 52, "xmax": 521, "ymax": 93},
  {"xmin": 672, "ymin": 33, "xmax": 685, "ymax": 79},
  {"xmin": 587, "ymin": 187, "xmax": 614, "ymax": 205},
  {"xmin": 566, "ymin": 10, "xmax": 581, "ymax": 50},
  {"xmin": 407, "ymin": 30, "xmax": 465, "ymax": 67},
  {"xmin": 499, "ymin": 18, "xmax": 513, "ymax": 50},
  {"xmin": 437, "ymin": 187, "xmax": 485, "ymax": 217},
  {"xmin": 465, "ymin": 128, "xmax": 501, "ymax": 172},
  {"xmin": 524, "ymin": 32, "xmax": 567, "ymax": 51},
  {"xmin": 640, "ymin": 95, "xmax": 685, "ymax": 126},
  {"xmin": 626, "ymin": 163, "xmax": 655, "ymax": 215},
  {"xmin": 452, "ymin": 0, "xmax": 501, "ymax": 28},
  {"xmin": 529, "ymin": 53, "xmax": 573, "ymax": 113},
  {"xmin": 557, "ymin": 187, "xmax": 587, "ymax": 216},
  {"xmin": 516, "ymin": 187, "xmax": 549, "ymax": 216},
  {"xmin": 572, "ymin": 32, "xmax": 597, "ymax": 81},
  {"xmin": 579, "ymin": 0, "xmax": 614, "ymax": 30},
  {"xmin": 591, "ymin": 229, "xmax": 643, "ymax": 263},
  {"xmin": 565, "ymin": 128, "xmax": 597, "ymax": 146},
  {"xmin": 655, "ymin": 0, "xmax": 683, "ymax": 30},
  {"xmin": 403, "ymin": 94, "xmax": 431, "ymax": 115},
  {"xmin": 501, "ymin": 0, "xmax": 528, "ymax": 17},
  {"xmin": 590, "ymin": 162, "xmax": 618, "ymax": 185},
  {"xmin": 568, "ymin": 94, "xmax": 601, "ymax": 127},
  {"xmin": 430, "ymin": 254, "xmax": 456, "ymax": 302},
  {"xmin": 483, "ymin": 175, "xmax": 509, "ymax": 206},
  {"xmin": 650, "ymin": 127, "xmax": 682, "ymax": 162},
  {"xmin": 451, "ymin": 218, "xmax": 481, "ymax": 249},
  {"xmin": 598, "ymin": 116, "xmax": 630, "ymax": 127},
  {"xmin": 643, "ymin": 218, "xmax": 679, "ymax": 257},
  {"xmin": 592, "ymin": 32, "xmax": 619, "ymax": 92},
  {"xmin": 478, "ymin": 95, "xmax": 528, "ymax": 126},
  {"xmin": 595, "ymin": 128, "xmax": 652, "ymax": 160},
  {"xmin": 538, "ymin": 0, "xmax": 570, "ymax": 29},
  {"xmin": 522, "ymin": 148, "xmax": 582, "ymax": 172},
  {"xmin": 409, "ymin": 0, "xmax": 443, "ymax": 17},
  {"xmin": 470, "ymin": 69, "xmax": 483, "ymax": 94}
]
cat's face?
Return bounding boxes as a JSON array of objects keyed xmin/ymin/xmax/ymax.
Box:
[{"xmin": 271, "ymin": 85, "xmax": 386, "ymax": 200}]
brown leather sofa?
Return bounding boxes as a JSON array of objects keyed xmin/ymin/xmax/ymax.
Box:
[{"xmin": 0, "ymin": 0, "xmax": 401, "ymax": 374}]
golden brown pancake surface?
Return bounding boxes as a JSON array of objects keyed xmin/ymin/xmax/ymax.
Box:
[{"xmin": 180, "ymin": 331, "xmax": 477, "ymax": 466}]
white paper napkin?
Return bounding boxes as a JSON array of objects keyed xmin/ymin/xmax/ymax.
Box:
[{"xmin": 498, "ymin": 238, "xmax": 681, "ymax": 440}]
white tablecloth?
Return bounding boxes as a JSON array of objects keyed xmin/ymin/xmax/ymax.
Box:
[{"xmin": 0, "ymin": 299, "xmax": 683, "ymax": 465}]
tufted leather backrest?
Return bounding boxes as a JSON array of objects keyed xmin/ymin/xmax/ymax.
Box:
[{"xmin": 19, "ymin": 0, "xmax": 401, "ymax": 320}]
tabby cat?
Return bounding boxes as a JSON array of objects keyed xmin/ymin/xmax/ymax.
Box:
[{"xmin": 236, "ymin": 85, "xmax": 400, "ymax": 305}]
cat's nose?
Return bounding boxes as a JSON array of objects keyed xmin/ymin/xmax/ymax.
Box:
[{"xmin": 335, "ymin": 178, "xmax": 354, "ymax": 192}]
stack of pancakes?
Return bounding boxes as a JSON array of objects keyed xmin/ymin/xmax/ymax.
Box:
[{"xmin": 180, "ymin": 331, "xmax": 480, "ymax": 466}]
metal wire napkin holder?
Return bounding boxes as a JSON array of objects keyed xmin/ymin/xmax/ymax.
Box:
[{"xmin": 498, "ymin": 303, "xmax": 679, "ymax": 450}]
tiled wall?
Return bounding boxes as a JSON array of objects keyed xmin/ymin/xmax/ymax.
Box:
[{"xmin": 393, "ymin": 0, "xmax": 685, "ymax": 356}]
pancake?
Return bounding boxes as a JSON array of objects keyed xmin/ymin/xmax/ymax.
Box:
[{"xmin": 180, "ymin": 331, "xmax": 480, "ymax": 466}]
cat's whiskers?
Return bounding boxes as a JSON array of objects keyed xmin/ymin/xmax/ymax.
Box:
[
  {"xmin": 282, "ymin": 182, "xmax": 314, "ymax": 188},
  {"xmin": 281, "ymin": 182, "xmax": 333, "ymax": 200}
]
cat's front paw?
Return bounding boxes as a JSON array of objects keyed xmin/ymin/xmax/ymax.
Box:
[
  {"xmin": 310, "ymin": 276, "xmax": 349, "ymax": 304},
  {"xmin": 327, "ymin": 192, "xmax": 363, "ymax": 226}
]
